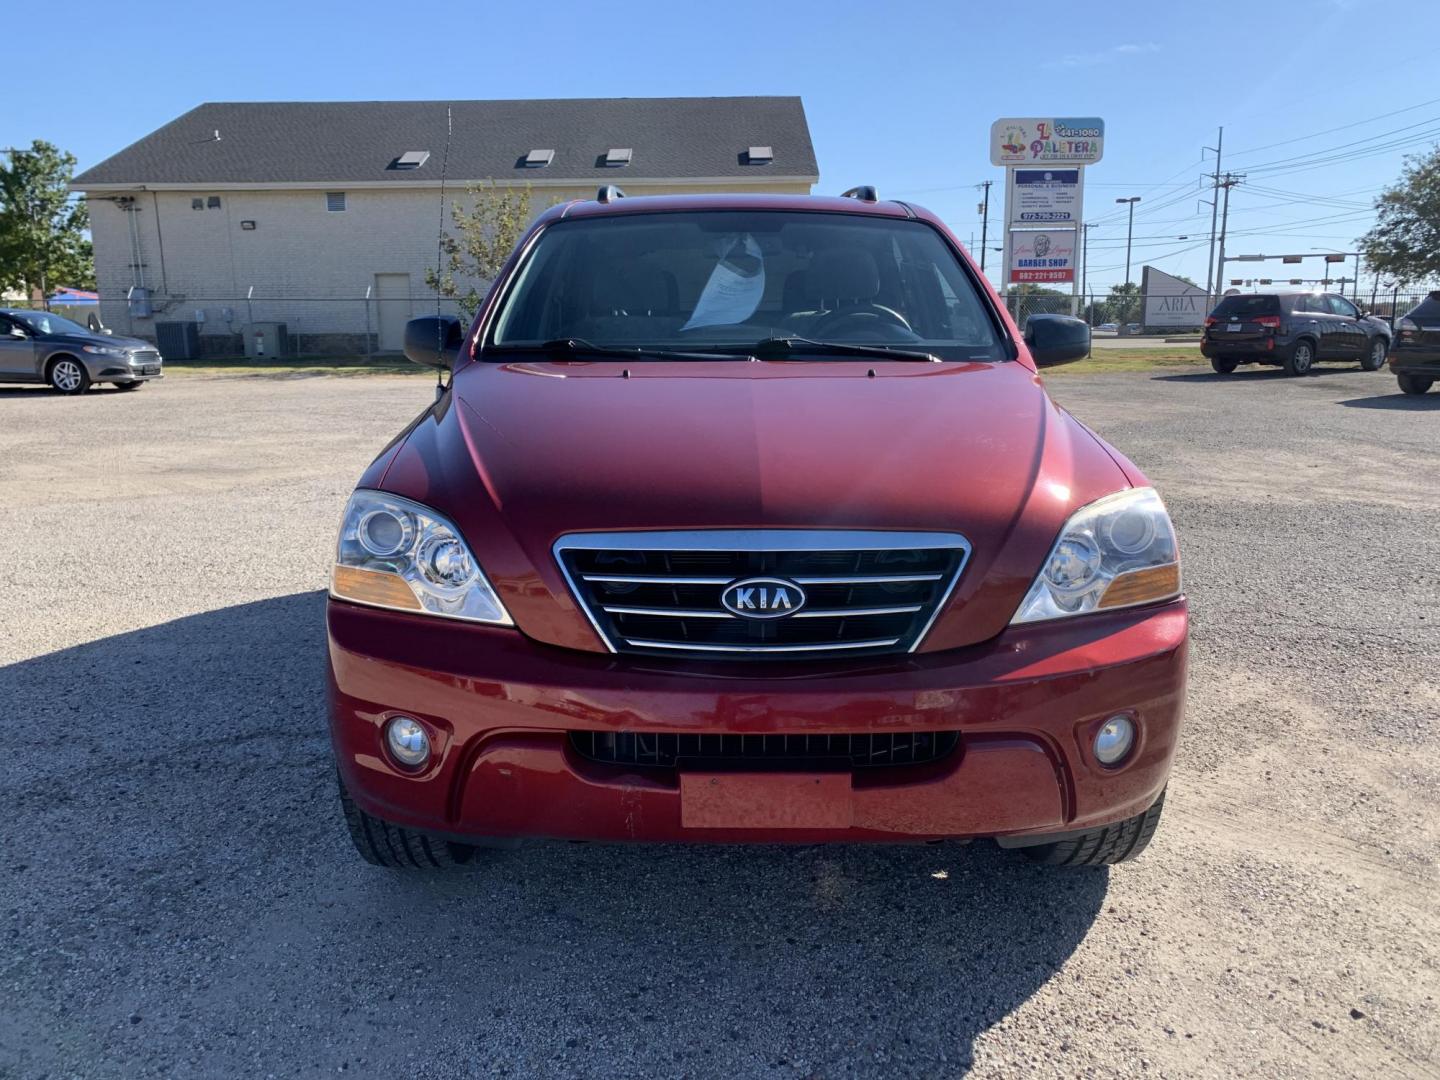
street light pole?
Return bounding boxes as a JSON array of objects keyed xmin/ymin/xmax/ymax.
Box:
[{"xmin": 1116, "ymin": 197, "xmax": 1141, "ymax": 287}]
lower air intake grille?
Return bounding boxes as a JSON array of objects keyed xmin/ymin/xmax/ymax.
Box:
[
  {"xmin": 555, "ymin": 529, "xmax": 970, "ymax": 661},
  {"xmin": 570, "ymin": 730, "xmax": 961, "ymax": 769}
]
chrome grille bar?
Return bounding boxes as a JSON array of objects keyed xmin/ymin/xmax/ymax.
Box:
[
  {"xmin": 555, "ymin": 529, "xmax": 971, "ymax": 660},
  {"xmin": 622, "ymin": 638, "xmax": 903, "ymax": 653}
]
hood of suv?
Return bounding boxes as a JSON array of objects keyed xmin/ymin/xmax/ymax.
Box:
[{"xmin": 378, "ymin": 359, "xmax": 1135, "ymax": 654}]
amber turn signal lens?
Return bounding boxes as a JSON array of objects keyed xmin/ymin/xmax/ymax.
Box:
[
  {"xmin": 331, "ymin": 565, "xmax": 422, "ymax": 611},
  {"xmin": 1097, "ymin": 563, "xmax": 1181, "ymax": 609}
]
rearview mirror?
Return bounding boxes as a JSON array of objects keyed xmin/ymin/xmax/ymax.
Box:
[
  {"xmin": 1024, "ymin": 314, "xmax": 1090, "ymax": 367},
  {"xmin": 403, "ymin": 316, "xmax": 464, "ymax": 369}
]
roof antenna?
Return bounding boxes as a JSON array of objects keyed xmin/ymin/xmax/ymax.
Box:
[{"xmin": 433, "ymin": 105, "xmax": 453, "ymax": 402}]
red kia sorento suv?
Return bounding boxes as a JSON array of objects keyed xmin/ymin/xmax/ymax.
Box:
[{"xmin": 327, "ymin": 188, "xmax": 1187, "ymax": 869}]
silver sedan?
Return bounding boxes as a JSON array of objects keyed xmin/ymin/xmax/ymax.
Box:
[{"xmin": 0, "ymin": 308, "xmax": 164, "ymax": 394}]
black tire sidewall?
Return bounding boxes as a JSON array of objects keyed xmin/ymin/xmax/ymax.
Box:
[
  {"xmin": 1362, "ymin": 339, "xmax": 1387, "ymax": 371},
  {"xmin": 47, "ymin": 357, "xmax": 91, "ymax": 395},
  {"xmin": 1286, "ymin": 341, "xmax": 1314, "ymax": 376}
]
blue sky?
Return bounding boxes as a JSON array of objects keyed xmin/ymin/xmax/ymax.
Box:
[{"xmin": 10, "ymin": 0, "xmax": 1439, "ymax": 291}]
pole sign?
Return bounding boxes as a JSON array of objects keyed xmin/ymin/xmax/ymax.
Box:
[
  {"xmin": 990, "ymin": 118, "xmax": 1105, "ymax": 166},
  {"xmin": 1007, "ymin": 169, "xmax": 1082, "ymax": 226},
  {"xmin": 1007, "ymin": 230, "xmax": 1077, "ymax": 284}
]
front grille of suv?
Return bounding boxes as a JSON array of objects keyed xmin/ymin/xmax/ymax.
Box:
[
  {"xmin": 555, "ymin": 530, "xmax": 970, "ymax": 661},
  {"xmin": 570, "ymin": 730, "xmax": 961, "ymax": 769}
]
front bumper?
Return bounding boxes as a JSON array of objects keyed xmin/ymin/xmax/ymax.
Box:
[
  {"xmin": 93, "ymin": 360, "xmax": 164, "ymax": 382},
  {"xmin": 328, "ymin": 597, "xmax": 1188, "ymax": 844}
]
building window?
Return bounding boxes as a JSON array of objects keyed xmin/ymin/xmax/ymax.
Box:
[
  {"xmin": 326, "ymin": 192, "xmax": 346, "ymax": 212},
  {"xmin": 191, "ymin": 198, "xmax": 204, "ymax": 210},
  {"xmin": 207, "ymin": 195, "xmax": 222, "ymax": 209}
]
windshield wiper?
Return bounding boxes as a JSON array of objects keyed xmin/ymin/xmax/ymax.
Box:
[
  {"xmin": 513, "ymin": 338, "xmax": 740, "ymax": 362},
  {"xmin": 748, "ymin": 338, "xmax": 941, "ymax": 363}
]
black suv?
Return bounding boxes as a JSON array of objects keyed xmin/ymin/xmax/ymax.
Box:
[
  {"xmin": 1390, "ymin": 291, "xmax": 1440, "ymax": 396},
  {"xmin": 1201, "ymin": 292, "xmax": 1392, "ymax": 377}
]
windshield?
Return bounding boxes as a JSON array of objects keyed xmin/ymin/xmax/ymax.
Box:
[
  {"xmin": 12, "ymin": 311, "xmax": 91, "ymax": 336},
  {"xmin": 1211, "ymin": 295, "xmax": 1280, "ymax": 317},
  {"xmin": 488, "ymin": 211, "xmax": 1007, "ymax": 361}
]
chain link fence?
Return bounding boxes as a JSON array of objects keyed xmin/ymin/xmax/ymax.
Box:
[
  {"xmin": 5, "ymin": 291, "xmax": 471, "ymax": 360},
  {"xmin": 9, "ymin": 284, "xmax": 1436, "ymax": 359},
  {"xmin": 1001, "ymin": 287, "xmax": 1436, "ymax": 337}
]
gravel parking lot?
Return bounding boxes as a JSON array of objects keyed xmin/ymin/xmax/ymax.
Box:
[{"xmin": 2, "ymin": 366, "xmax": 1436, "ymax": 1079}]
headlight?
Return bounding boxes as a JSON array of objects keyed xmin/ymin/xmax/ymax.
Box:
[
  {"xmin": 82, "ymin": 344, "xmax": 127, "ymax": 356},
  {"xmin": 1011, "ymin": 487, "xmax": 1180, "ymax": 624},
  {"xmin": 329, "ymin": 490, "xmax": 512, "ymax": 625}
]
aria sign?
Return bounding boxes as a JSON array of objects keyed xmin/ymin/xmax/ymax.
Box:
[{"xmin": 990, "ymin": 118, "xmax": 1105, "ymax": 166}]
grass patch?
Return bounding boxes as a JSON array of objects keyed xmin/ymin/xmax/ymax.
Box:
[
  {"xmin": 163, "ymin": 358, "xmax": 426, "ymax": 378},
  {"xmin": 1047, "ymin": 347, "xmax": 1209, "ymax": 375}
]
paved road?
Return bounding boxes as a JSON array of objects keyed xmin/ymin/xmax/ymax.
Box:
[{"xmin": 2, "ymin": 367, "xmax": 1436, "ymax": 1078}]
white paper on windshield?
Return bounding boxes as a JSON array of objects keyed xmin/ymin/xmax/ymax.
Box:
[{"xmin": 681, "ymin": 234, "xmax": 765, "ymax": 331}]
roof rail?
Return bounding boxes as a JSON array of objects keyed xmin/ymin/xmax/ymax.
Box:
[
  {"xmin": 841, "ymin": 185, "xmax": 878, "ymax": 202},
  {"xmin": 597, "ymin": 185, "xmax": 626, "ymax": 204}
]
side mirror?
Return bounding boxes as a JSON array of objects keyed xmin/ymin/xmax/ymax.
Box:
[
  {"xmin": 7, "ymin": 326, "xmax": 26, "ymax": 339},
  {"xmin": 1024, "ymin": 314, "xmax": 1090, "ymax": 367},
  {"xmin": 403, "ymin": 315, "xmax": 464, "ymax": 369}
]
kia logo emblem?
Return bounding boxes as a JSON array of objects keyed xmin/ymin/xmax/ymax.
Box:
[{"xmin": 720, "ymin": 576, "xmax": 806, "ymax": 620}]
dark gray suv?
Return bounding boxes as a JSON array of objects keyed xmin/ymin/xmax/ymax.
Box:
[
  {"xmin": 1201, "ymin": 292, "xmax": 1392, "ymax": 377},
  {"xmin": 0, "ymin": 308, "xmax": 164, "ymax": 394}
]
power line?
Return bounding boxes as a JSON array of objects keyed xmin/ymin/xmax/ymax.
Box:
[{"xmin": 1226, "ymin": 96, "xmax": 1440, "ymax": 158}]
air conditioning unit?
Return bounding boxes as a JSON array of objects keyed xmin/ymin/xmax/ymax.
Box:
[
  {"xmin": 155, "ymin": 321, "xmax": 201, "ymax": 360},
  {"xmin": 244, "ymin": 321, "xmax": 290, "ymax": 358}
]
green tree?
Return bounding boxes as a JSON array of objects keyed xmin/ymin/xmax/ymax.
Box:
[
  {"xmin": 1358, "ymin": 145, "xmax": 1440, "ymax": 285},
  {"xmin": 1101, "ymin": 282, "xmax": 1142, "ymax": 325},
  {"xmin": 0, "ymin": 140, "xmax": 93, "ymax": 297},
  {"xmin": 424, "ymin": 180, "xmax": 534, "ymax": 321}
]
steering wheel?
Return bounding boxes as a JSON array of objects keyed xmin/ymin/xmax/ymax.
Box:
[{"xmin": 809, "ymin": 303, "xmax": 914, "ymax": 338}]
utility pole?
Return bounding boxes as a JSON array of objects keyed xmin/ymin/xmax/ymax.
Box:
[
  {"xmin": 1214, "ymin": 173, "xmax": 1244, "ymax": 296},
  {"xmin": 977, "ymin": 181, "xmax": 993, "ymax": 277},
  {"xmin": 1081, "ymin": 223, "xmax": 1094, "ymax": 309},
  {"xmin": 1203, "ymin": 126, "xmax": 1223, "ymax": 301},
  {"xmin": 1116, "ymin": 196, "xmax": 1141, "ymax": 287}
]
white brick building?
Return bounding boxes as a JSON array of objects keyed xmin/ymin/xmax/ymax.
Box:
[{"xmin": 72, "ymin": 97, "xmax": 818, "ymax": 356}]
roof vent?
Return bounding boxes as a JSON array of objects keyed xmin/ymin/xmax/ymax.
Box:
[
  {"xmin": 604, "ymin": 148, "xmax": 633, "ymax": 167},
  {"xmin": 745, "ymin": 146, "xmax": 773, "ymax": 165},
  {"xmin": 523, "ymin": 149, "xmax": 555, "ymax": 168},
  {"xmin": 392, "ymin": 150, "xmax": 431, "ymax": 170}
]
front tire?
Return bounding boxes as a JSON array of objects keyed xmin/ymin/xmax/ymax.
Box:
[
  {"xmin": 1283, "ymin": 340, "xmax": 1315, "ymax": 377},
  {"xmin": 1210, "ymin": 357, "xmax": 1238, "ymax": 374},
  {"xmin": 1019, "ymin": 789, "xmax": 1166, "ymax": 866},
  {"xmin": 1361, "ymin": 339, "xmax": 1388, "ymax": 372},
  {"xmin": 1398, "ymin": 373, "xmax": 1434, "ymax": 396},
  {"xmin": 47, "ymin": 357, "xmax": 91, "ymax": 395},
  {"xmin": 337, "ymin": 776, "xmax": 477, "ymax": 868}
]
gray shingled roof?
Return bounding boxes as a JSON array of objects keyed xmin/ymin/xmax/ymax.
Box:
[{"xmin": 72, "ymin": 97, "xmax": 817, "ymax": 187}]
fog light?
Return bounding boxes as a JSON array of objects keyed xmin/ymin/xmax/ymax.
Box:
[
  {"xmin": 385, "ymin": 715, "xmax": 430, "ymax": 768},
  {"xmin": 1094, "ymin": 715, "xmax": 1135, "ymax": 766}
]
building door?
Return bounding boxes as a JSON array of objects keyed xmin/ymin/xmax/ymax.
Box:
[{"xmin": 374, "ymin": 273, "xmax": 412, "ymax": 353}]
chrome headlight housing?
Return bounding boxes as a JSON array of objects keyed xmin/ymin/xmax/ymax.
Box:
[
  {"xmin": 1011, "ymin": 487, "xmax": 1180, "ymax": 624},
  {"xmin": 329, "ymin": 490, "xmax": 512, "ymax": 625}
]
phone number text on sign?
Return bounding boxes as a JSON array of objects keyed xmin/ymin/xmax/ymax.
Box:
[{"xmin": 1008, "ymin": 230, "xmax": 1077, "ymax": 284}]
